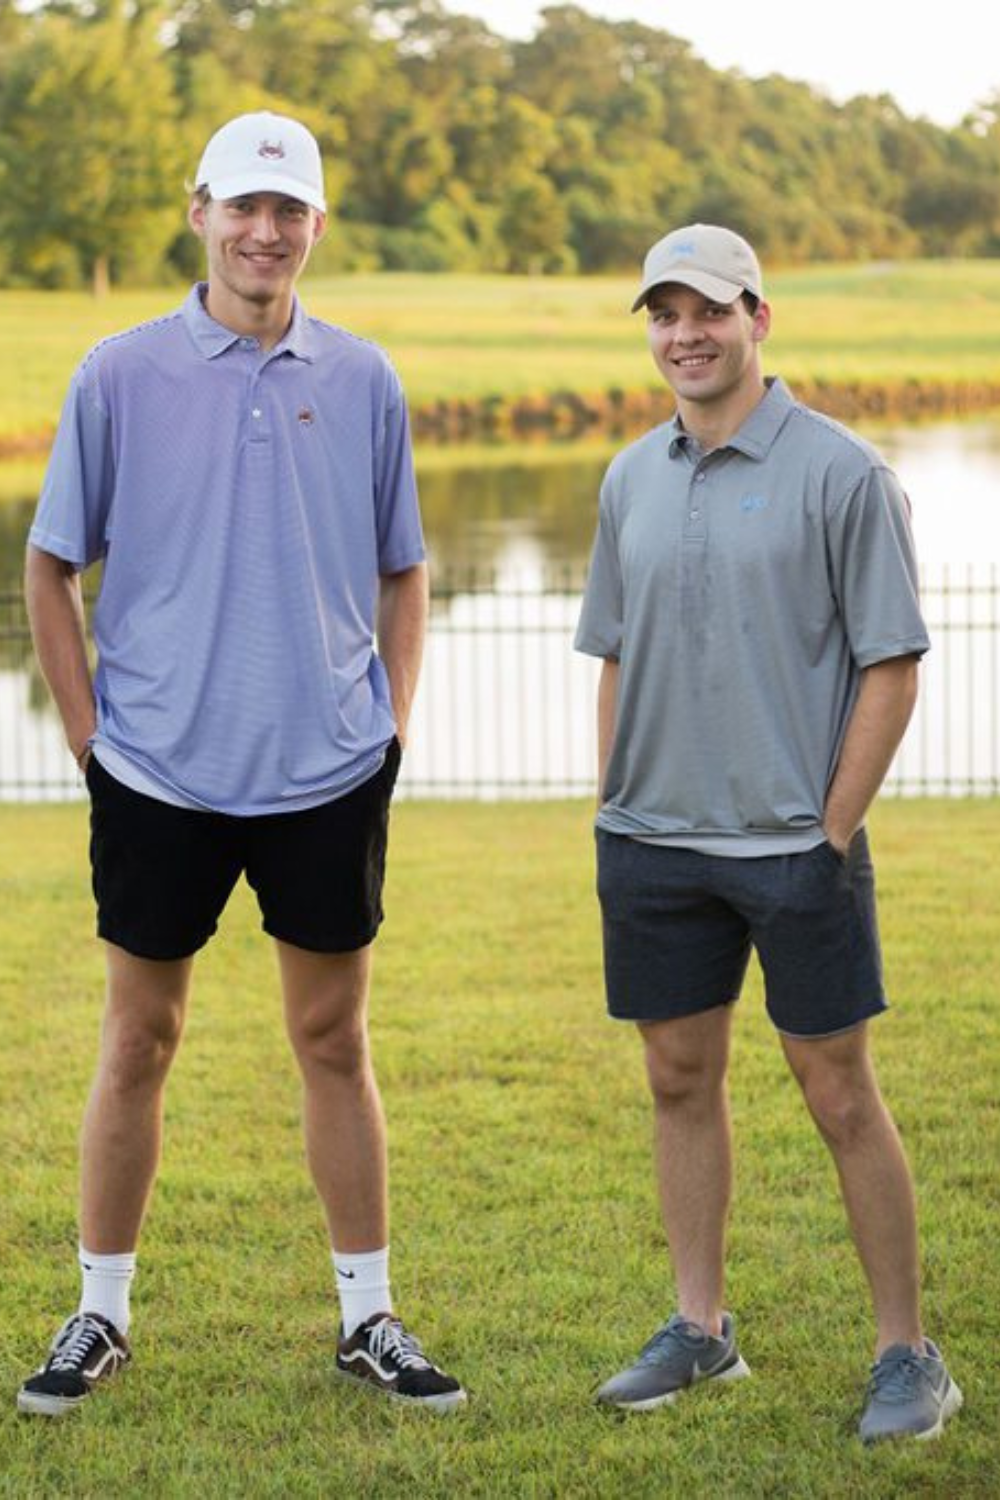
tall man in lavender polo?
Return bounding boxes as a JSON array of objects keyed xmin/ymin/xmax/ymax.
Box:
[
  {"xmin": 19, "ymin": 112, "xmax": 464, "ymax": 1415},
  {"xmin": 575, "ymin": 224, "xmax": 961, "ymax": 1441}
]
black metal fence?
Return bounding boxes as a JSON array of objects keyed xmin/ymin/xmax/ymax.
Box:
[{"xmin": 2, "ymin": 567, "xmax": 999, "ymax": 801}]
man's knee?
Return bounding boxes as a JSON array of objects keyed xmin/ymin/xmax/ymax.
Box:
[
  {"xmin": 101, "ymin": 948, "xmax": 191, "ymax": 1092},
  {"xmin": 278, "ymin": 942, "xmax": 372, "ymax": 1078},
  {"xmin": 640, "ymin": 1014, "xmax": 730, "ymax": 1110},
  {"xmin": 290, "ymin": 1002, "xmax": 370, "ymax": 1080},
  {"xmin": 787, "ymin": 1034, "xmax": 887, "ymax": 1149},
  {"xmin": 100, "ymin": 1007, "xmax": 184, "ymax": 1094},
  {"xmin": 804, "ymin": 1071, "xmax": 887, "ymax": 1149}
]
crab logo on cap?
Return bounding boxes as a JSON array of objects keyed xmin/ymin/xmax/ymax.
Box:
[{"xmin": 258, "ymin": 140, "xmax": 286, "ymax": 160}]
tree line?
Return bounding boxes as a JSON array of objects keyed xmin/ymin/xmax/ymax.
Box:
[{"xmin": 1, "ymin": 0, "xmax": 999, "ymax": 293}]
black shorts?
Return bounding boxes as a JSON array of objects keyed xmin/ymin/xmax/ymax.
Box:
[
  {"xmin": 87, "ymin": 743, "xmax": 401, "ymax": 961},
  {"xmin": 596, "ymin": 829, "xmax": 886, "ymax": 1038}
]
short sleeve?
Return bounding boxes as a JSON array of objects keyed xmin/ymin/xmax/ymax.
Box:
[
  {"xmin": 373, "ymin": 362, "xmax": 425, "ymax": 575},
  {"xmin": 28, "ymin": 363, "xmax": 114, "ymax": 572},
  {"xmin": 826, "ymin": 465, "xmax": 930, "ymax": 667},
  {"xmin": 575, "ymin": 474, "xmax": 624, "ymax": 659}
]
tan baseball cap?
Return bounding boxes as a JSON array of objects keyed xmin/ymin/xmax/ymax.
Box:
[
  {"xmin": 631, "ymin": 224, "xmax": 762, "ymax": 312},
  {"xmin": 195, "ymin": 111, "xmax": 326, "ymax": 213}
]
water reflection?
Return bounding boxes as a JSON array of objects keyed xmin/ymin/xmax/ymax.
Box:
[
  {"xmin": 416, "ymin": 450, "xmax": 606, "ymax": 582},
  {"xmin": 2, "ymin": 418, "xmax": 999, "ymax": 590},
  {"xmin": 416, "ymin": 417, "xmax": 1000, "ymax": 582},
  {"xmin": 875, "ymin": 420, "xmax": 1000, "ymax": 569},
  {"xmin": 2, "ymin": 415, "xmax": 999, "ymax": 798}
]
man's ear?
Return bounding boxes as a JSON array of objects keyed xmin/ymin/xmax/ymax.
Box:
[
  {"xmin": 312, "ymin": 210, "xmax": 328, "ymax": 245},
  {"xmin": 752, "ymin": 299, "xmax": 772, "ymax": 343},
  {"xmin": 188, "ymin": 196, "xmax": 208, "ymax": 240}
]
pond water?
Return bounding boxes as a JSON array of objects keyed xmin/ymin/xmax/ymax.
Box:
[
  {"xmin": 415, "ymin": 417, "xmax": 1000, "ymax": 581},
  {"xmin": 2, "ymin": 415, "xmax": 999, "ymax": 798}
]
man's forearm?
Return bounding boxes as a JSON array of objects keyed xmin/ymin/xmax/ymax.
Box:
[
  {"xmin": 597, "ymin": 657, "xmax": 620, "ymax": 803},
  {"xmin": 823, "ymin": 655, "xmax": 920, "ymax": 852},
  {"xmin": 376, "ymin": 562, "xmax": 428, "ymax": 746},
  {"xmin": 24, "ymin": 544, "xmax": 96, "ymax": 765}
]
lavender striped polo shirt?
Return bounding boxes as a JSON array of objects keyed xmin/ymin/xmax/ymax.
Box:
[{"xmin": 30, "ymin": 285, "xmax": 425, "ymax": 815}]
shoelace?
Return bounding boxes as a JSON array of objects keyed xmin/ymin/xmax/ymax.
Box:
[
  {"xmin": 368, "ymin": 1318, "xmax": 433, "ymax": 1371},
  {"xmin": 639, "ymin": 1317, "xmax": 705, "ymax": 1366},
  {"xmin": 49, "ymin": 1314, "xmax": 114, "ymax": 1373},
  {"xmin": 869, "ymin": 1351, "xmax": 928, "ymax": 1405}
]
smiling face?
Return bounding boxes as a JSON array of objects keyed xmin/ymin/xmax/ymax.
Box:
[
  {"xmin": 188, "ymin": 190, "xmax": 326, "ymax": 344},
  {"xmin": 646, "ymin": 283, "xmax": 770, "ymax": 441}
]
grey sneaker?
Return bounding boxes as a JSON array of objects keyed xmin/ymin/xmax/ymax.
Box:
[
  {"xmin": 859, "ymin": 1340, "xmax": 962, "ymax": 1443},
  {"xmin": 596, "ymin": 1312, "xmax": 750, "ymax": 1411},
  {"xmin": 17, "ymin": 1312, "xmax": 131, "ymax": 1417}
]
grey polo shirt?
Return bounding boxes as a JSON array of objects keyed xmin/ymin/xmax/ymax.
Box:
[{"xmin": 574, "ymin": 378, "xmax": 930, "ymax": 855}]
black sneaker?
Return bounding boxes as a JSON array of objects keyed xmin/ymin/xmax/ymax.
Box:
[
  {"xmin": 17, "ymin": 1312, "xmax": 131, "ymax": 1417},
  {"xmin": 336, "ymin": 1313, "xmax": 466, "ymax": 1411}
]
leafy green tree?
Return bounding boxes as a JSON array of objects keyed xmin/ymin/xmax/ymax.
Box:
[
  {"xmin": 498, "ymin": 174, "xmax": 570, "ymax": 273},
  {"xmin": 0, "ymin": 0, "xmax": 183, "ymax": 292},
  {"xmin": 0, "ymin": 0, "xmax": 28, "ymax": 47},
  {"xmin": 2, "ymin": 0, "xmax": 1000, "ymax": 283},
  {"xmin": 905, "ymin": 168, "xmax": 1000, "ymax": 254}
]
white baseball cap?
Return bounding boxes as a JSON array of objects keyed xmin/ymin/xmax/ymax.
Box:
[
  {"xmin": 195, "ymin": 111, "xmax": 326, "ymax": 213},
  {"xmin": 631, "ymin": 224, "xmax": 762, "ymax": 312}
]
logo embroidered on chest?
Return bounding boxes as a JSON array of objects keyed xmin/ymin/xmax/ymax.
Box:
[
  {"xmin": 740, "ymin": 494, "xmax": 768, "ymax": 514},
  {"xmin": 298, "ymin": 408, "xmax": 315, "ymax": 426}
]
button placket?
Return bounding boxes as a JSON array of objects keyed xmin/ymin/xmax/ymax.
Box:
[
  {"xmin": 247, "ymin": 368, "xmax": 269, "ymax": 443},
  {"xmin": 684, "ymin": 467, "xmax": 709, "ymax": 539}
]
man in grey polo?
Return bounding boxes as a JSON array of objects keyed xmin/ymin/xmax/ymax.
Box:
[
  {"xmin": 576, "ymin": 224, "xmax": 961, "ymax": 1441},
  {"xmin": 19, "ymin": 111, "xmax": 464, "ymax": 1416}
]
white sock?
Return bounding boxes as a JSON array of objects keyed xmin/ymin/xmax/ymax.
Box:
[
  {"xmin": 332, "ymin": 1247, "xmax": 392, "ymax": 1337},
  {"xmin": 78, "ymin": 1247, "xmax": 136, "ymax": 1335}
]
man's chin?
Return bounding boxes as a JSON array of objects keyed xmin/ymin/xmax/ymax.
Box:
[{"xmin": 239, "ymin": 282, "xmax": 284, "ymax": 307}]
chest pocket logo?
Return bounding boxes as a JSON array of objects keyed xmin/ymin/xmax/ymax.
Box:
[{"xmin": 740, "ymin": 494, "xmax": 768, "ymax": 514}]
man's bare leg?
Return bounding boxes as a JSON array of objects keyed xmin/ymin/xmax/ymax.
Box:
[
  {"xmin": 640, "ymin": 1005, "xmax": 735, "ymax": 1334},
  {"xmin": 80, "ymin": 943, "xmax": 193, "ymax": 1252},
  {"xmin": 276, "ymin": 940, "xmax": 387, "ymax": 1251},
  {"xmin": 782, "ymin": 1023, "xmax": 922, "ymax": 1354}
]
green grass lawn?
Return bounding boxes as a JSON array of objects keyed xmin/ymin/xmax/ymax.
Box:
[
  {"xmin": 2, "ymin": 260, "xmax": 1000, "ymax": 444},
  {"xmin": 0, "ymin": 798, "xmax": 997, "ymax": 1496}
]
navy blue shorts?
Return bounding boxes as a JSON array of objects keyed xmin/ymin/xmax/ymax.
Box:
[
  {"xmin": 87, "ymin": 743, "xmax": 401, "ymax": 961},
  {"xmin": 596, "ymin": 829, "xmax": 886, "ymax": 1038}
]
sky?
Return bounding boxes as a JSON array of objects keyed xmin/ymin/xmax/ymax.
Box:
[{"xmin": 452, "ymin": 0, "xmax": 1000, "ymax": 129}]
